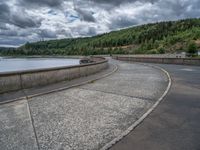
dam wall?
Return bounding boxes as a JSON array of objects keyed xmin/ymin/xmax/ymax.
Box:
[
  {"xmin": 0, "ymin": 57, "xmax": 108, "ymax": 94},
  {"xmin": 112, "ymin": 55, "xmax": 200, "ymax": 66}
]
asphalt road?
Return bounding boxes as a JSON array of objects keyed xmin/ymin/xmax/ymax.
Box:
[{"xmin": 111, "ymin": 63, "xmax": 200, "ymax": 150}]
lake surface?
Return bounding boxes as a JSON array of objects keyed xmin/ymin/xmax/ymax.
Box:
[{"xmin": 0, "ymin": 57, "xmax": 80, "ymax": 73}]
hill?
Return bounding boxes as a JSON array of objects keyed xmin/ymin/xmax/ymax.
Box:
[
  {"xmin": 1, "ymin": 18, "xmax": 200, "ymax": 56},
  {"xmin": 0, "ymin": 47, "xmax": 16, "ymax": 53}
]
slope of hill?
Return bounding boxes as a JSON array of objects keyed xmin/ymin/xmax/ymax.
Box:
[
  {"xmin": 0, "ymin": 47, "xmax": 16, "ymax": 54},
  {"xmin": 1, "ymin": 18, "xmax": 200, "ymax": 56}
]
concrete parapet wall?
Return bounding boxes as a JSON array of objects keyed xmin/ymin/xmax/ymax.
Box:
[
  {"xmin": 0, "ymin": 57, "xmax": 108, "ymax": 94},
  {"xmin": 117, "ymin": 54, "xmax": 186, "ymax": 58},
  {"xmin": 0, "ymin": 75, "xmax": 21, "ymax": 93},
  {"xmin": 113, "ymin": 55, "xmax": 200, "ymax": 66}
]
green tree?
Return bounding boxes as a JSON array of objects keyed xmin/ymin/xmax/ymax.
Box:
[
  {"xmin": 187, "ymin": 41, "xmax": 197, "ymax": 54},
  {"xmin": 158, "ymin": 47, "xmax": 165, "ymax": 54}
]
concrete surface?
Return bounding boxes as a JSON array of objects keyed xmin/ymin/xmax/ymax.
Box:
[
  {"xmin": 0, "ymin": 59, "xmax": 168, "ymax": 150},
  {"xmin": 0, "ymin": 63, "xmax": 115, "ymax": 104},
  {"xmin": 110, "ymin": 63, "xmax": 200, "ymax": 150},
  {"xmin": 0, "ymin": 57, "xmax": 108, "ymax": 94},
  {"xmin": 113, "ymin": 56, "xmax": 200, "ymax": 66},
  {"xmin": 81, "ymin": 63, "xmax": 168, "ymax": 100},
  {"xmin": 0, "ymin": 100, "xmax": 38, "ymax": 150},
  {"xmin": 0, "ymin": 75, "xmax": 21, "ymax": 93}
]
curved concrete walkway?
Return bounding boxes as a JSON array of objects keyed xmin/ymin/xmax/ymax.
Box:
[
  {"xmin": 0, "ymin": 59, "xmax": 169, "ymax": 150},
  {"xmin": 111, "ymin": 63, "xmax": 200, "ymax": 150}
]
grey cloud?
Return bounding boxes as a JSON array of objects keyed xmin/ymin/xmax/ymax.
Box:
[
  {"xmin": 37, "ymin": 29, "xmax": 57, "ymax": 39},
  {"xmin": 75, "ymin": 8, "xmax": 96, "ymax": 22},
  {"xmin": 91, "ymin": 0, "xmax": 130, "ymax": 6},
  {"xmin": 0, "ymin": 37, "xmax": 27, "ymax": 46},
  {"xmin": 0, "ymin": 3, "xmax": 42, "ymax": 28},
  {"xmin": 90, "ymin": 0, "xmax": 159, "ymax": 7},
  {"xmin": 0, "ymin": 30, "xmax": 18, "ymax": 36},
  {"xmin": 107, "ymin": 0, "xmax": 200, "ymax": 30},
  {"xmin": 10, "ymin": 13, "xmax": 42, "ymax": 28},
  {"xmin": 158, "ymin": 0, "xmax": 190, "ymax": 17},
  {"xmin": 0, "ymin": 3, "xmax": 10, "ymax": 21},
  {"xmin": 19, "ymin": 0, "xmax": 63, "ymax": 7},
  {"xmin": 0, "ymin": 27, "xmax": 36, "ymax": 38},
  {"xmin": 56, "ymin": 28, "xmax": 73, "ymax": 38},
  {"xmin": 146, "ymin": 0, "xmax": 200, "ymax": 21},
  {"xmin": 109, "ymin": 16, "xmax": 138, "ymax": 29},
  {"xmin": 88, "ymin": 27, "xmax": 97, "ymax": 36},
  {"xmin": 0, "ymin": 23, "xmax": 9, "ymax": 30},
  {"xmin": 192, "ymin": 0, "xmax": 200, "ymax": 9},
  {"xmin": 70, "ymin": 25, "xmax": 98, "ymax": 37},
  {"xmin": 1, "ymin": 0, "xmax": 200, "ymax": 47}
]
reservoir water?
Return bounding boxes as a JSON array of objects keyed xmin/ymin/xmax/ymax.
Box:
[{"xmin": 0, "ymin": 57, "xmax": 80, "ymax": 73}]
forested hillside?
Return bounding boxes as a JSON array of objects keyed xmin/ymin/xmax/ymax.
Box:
[
  {"xmin": 0, "ymin": 47, "xmax": 16, "ymax": 54},
  {"xmin": 1, "ymin": 18, "xmax": 200, "ymax": 56}
]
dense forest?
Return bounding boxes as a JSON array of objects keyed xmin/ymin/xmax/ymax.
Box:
[
  {"xmin": 0, "ymin": 47, "xmax": 16, "ymax": 53},
  {"xmin": 1, "ymin": 18, "xmax": 200, "ymax": 56}
]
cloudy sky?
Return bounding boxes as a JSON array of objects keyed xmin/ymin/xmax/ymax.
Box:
[{"xmin": 0, "ymin": 0, "xmax": 200, "ymax": 47}]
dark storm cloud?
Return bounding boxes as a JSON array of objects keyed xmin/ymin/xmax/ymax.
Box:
[
  {"xmin": 0, "ymin": 2, "xmax": 42, "ymax": 28},
  {"xmin": 0, "ymin": 3, "xmax": 10, "ymax": 21},
  {"xmin": 0, "ymin": 0, "xmax": 200, "ymax": 47},
  {"xmin": 75, "ymin": 8, "xmax": 96, "ymax": 22},
  {"xmin": 19, "ymin": 0, "xmax": 63, "ymax": 7},
  {"xmin": 158, "ymin": 0, "xmax": 190, "ymax": 16},
  {"xmin": 90, "ymin": 0, "xmax": 158, "ymax": 6},
  {"xmin": 11, "ymin": 13, "xmax": 42, "ymax": 28}
]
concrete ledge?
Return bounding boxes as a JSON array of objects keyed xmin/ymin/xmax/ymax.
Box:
[
  {"xmin": 0, "ymin": 75, "xmax": 21, "ymax": 92},
  {"xmin": 0, "ymin": 57, "xmax": 108, "ymax": 94},
  {"xmin": 112, "ymin": 55, "xmax": 200, "ymax": 66}
]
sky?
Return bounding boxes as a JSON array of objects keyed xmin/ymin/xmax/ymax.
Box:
[{"xmin": 0, "ymin": 0, "xmax": 200, "ymax": 47}]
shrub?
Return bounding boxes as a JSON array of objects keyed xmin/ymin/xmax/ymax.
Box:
[
  {"xmin": 187, "ymin": 41, "xmax": 197, "ymax": 54},
  {"xmin": 146, "ymin": 49, "xmax": 158, "ymax": 54},
  {"xmin": 158, "ymin": 47, "xmax": 165, "ymax": 54}
]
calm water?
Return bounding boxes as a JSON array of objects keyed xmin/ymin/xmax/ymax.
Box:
[{"xmin": 0, "ymin": 57, "xmax": 80, "ymax": 73}]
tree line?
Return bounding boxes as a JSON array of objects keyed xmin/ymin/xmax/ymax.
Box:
[{"xmin": 1, "ymin": 18, "xmax": 200, "ymax": 56}]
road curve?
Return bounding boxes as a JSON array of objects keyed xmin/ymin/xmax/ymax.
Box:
[
  {"xmin": 111, "ymin": 63, "xmax": 200, "ymax": 150},
  {"xmin": 0, "ymin": 59, "xmax": 169, "ymax": 150}
]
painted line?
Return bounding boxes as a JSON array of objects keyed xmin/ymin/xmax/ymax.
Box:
[
  {"xmin": 180, "ymin": 68, "xmax": 195, "ymax": 72},
  {"xmin": 100, "ymin": 62, "xmax": 172, "ymax": 150},
  {"xmin": 0, "ymin": 64, "xmax": 118, "ymax": 105}
]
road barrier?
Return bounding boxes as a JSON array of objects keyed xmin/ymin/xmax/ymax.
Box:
[
  {"xmin": 113, "ymin": 55, "xmax": 200, "ymax": 66},
  {"xmin": 0, "ymin": 57, "xmax": 108, "ymax": 94}
]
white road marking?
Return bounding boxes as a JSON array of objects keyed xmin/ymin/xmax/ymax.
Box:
[{"xmin": 180, "ymin": 68, "xmax": 195, "ymax": 72}]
